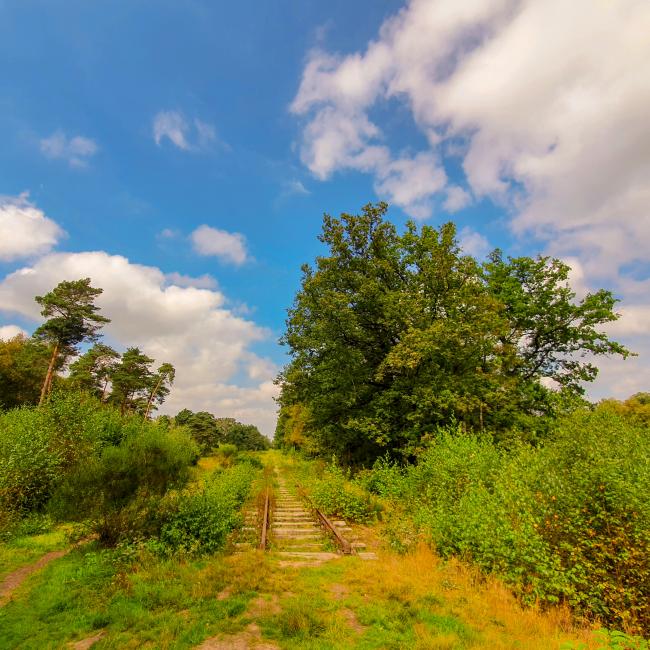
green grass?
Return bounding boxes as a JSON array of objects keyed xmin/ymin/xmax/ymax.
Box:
[
  {"xmin": 0, "ymin": 543, "xmax": 257, "ymax": 649},
  {"xmin": 0, "ymin": 526, "xmax": 69, "ymax": 582}
]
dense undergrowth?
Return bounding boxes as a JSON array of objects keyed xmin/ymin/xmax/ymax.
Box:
[
  {"xmin": 0, "ymin": 391, "xmax": 259, "ymax": 554},
  {"xmin": 293, "ymin": 409, "xmax": 649, "ymax": 637}
]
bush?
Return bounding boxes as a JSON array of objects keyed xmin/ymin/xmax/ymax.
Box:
[
  {"xmin": 310, "ymin": 460, "xmax": 379, "ymax": 523},
  {"xmin": 0, "ymin": 392, "xmax": 161, "ymax": 516},
  {"xmin": 356, "ymin": 454, "xmax": 407, "ymax": 499},
  {"xmin": 51, "ymin": 425, "xmax": 199, "ymax": 544},
  {"xmin": 370, "ymin": 413, "xmax": 650, "ymax": 633},
  {"xmin": 159, "ymin": 462, "xmax": 257, "ymax": 554}
]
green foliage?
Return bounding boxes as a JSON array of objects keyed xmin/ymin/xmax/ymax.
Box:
[
  {"xmin": 34, "ymin": 278, "xmax": 110, "ymax": 351},
  {"xmin": 0, "ymin": 334, "xmax": 52, "ymax": 408},
  {"xmin": 355, "ymin": 454, "xmax": 407, "ymax": 499},
  {"xmin": 223, "ymin": 422, "xmax": 271, "ymax": 451},
  {"xmin": 109, "ymin": 346, "xmax": 154, "ymax": 415},
  {"xmin": 175, "ymin": 409, "xmax": 224, "ymax": 452},
  {"xmin": 68, "ymin": 343, "xmax": 119, "ymax": 398},
  {"xmin": 0, "ymin": 392, "xmax": 133, "ymax": 514},
  {"xmin": 309, "ymin": 460, "xmax": 379, "ymax": 523},
  {"xmin": 158, "ymin": 462, "xmax": 257, "ymax": 554},
  {"xmin": 174, "ymin": 409, "xmax": 269, "ymax": 452},
  {"xmin": 366, "ymin": 411, "xmax": 650, "ymax": 634},
  {"xmin": 34, "ymin": 278, "xmax": 111, "ymax": 403},
  {"xmin": 278, "ymin": 202, "xmax": 629, "ymax": 462},
  {"xmin": 52, "ymin": 425, "xmax": 199, "ymax": 545}
]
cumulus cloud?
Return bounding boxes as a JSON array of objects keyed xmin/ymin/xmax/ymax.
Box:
[
  {"xmin": 40, "ymin": 130, "xmax": 98, "ymax": 167},
  {"xmin": 292, "ymin": 0, "xmax": 650, "ymax": 399},
  {"xmin": 0, "ymin": 251, "xmax": 278, "ymax": 435},
  {"xmin": 292, "ymin": 0, "xmax": 650, "ymax": 251},
  {"xmin": 190, "ymin": 225, "xmax": 249, "ymax": 265},
  {"xmin": 0, "ymin": 324, "xmax": 27, "ymax": 340},
  {"xmin": 0, "ymin": 194, "xmax": 65, "ymax": 261},
  {"xmin": 153, "ymin": 111, "xmax": 218, "ymax": 151}
]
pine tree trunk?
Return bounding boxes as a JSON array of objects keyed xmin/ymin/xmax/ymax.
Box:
[
  {"xmin": 144, "ymin": 377, "xmax": 163, "ymax": 420},
  {"xmin": 39, "ymin": 342, "xmax": 59, "ymax": 406},
  {"xmin": 101, "ymin": 379, "xmax": 109, "ymax": 402}
]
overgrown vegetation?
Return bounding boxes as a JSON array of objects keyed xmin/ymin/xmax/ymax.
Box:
[
  {"xmin": 296, "ymin": 409, "xmax": 649, "ymax": 634},
  {"xmin": 274, "ymin": 204, "xmax": 648, "ymax": 635},
  {"xmin": 0, "ymin": 390, "xmax": 261, "ymax": 553}
]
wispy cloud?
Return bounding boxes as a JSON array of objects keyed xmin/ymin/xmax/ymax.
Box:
[
  {"xmin": 40, "ymin": 130, "xmax": 98, "ymax": 168},
  {"xmin": 165, "ymin": 271, "xmax": 218, "ymax": 290},
  {"xmin": 152, "ymin": 110, "xmax": 220, "ymax": 151},
  {"xmin": 284, "ymin": 179, "xmax": 310, "ymax": 196}
]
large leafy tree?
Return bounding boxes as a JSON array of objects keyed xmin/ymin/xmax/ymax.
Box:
[
  {"xmin": 34, "ymin": 278, "xmax": 110, "ymax": 404},
  {"xmin": 278, "ymin": 203, "xmax": 630, "ymax": 463}
]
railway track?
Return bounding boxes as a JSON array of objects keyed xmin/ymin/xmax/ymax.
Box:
[{"xmin": 245, "ymin": 468, "xmax": 376, "ymax": 565}]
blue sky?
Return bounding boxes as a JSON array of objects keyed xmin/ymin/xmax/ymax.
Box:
[{"xmin": 1, "ymin": 0, "xmax": 649, "ymax": 435}]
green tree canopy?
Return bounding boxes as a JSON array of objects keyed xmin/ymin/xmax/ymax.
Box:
[
  {"xmin": 278, "ymin": 203, "xmax": 630, "ymax": 463},
  {"xmin": 68, "ymin": 343, "xmax": 120, "ymax": 400},
  {"xmin": 109, "ymin": 347, "xmax": 154, "ymax": 415}
]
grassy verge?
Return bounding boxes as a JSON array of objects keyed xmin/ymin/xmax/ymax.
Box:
[{"xmin": 0, "ymin": 525, "xmax": 70, "ymax": 582}]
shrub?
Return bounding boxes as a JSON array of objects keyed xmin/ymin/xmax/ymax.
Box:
[
  {"xmin": 51, "ymin": 425, "xmax": 199, "ymax": 544},
  {"xmin": 376, "ymin": 413, "xmax": 650, "ymax": 633},
  {"xmin": 310, "ymin": 460, "xmax": 379, "ymax": 523},
  {"xmin": 0, "ymin": 392, "xmax": 159, "ymax": 516},
  {"xmin": 355, "ymin": 454, "xmax": 407, "ymax": 499},
  {"xmin": 159, "ymin": 462, "xmax": 257, "ymax": 554}
]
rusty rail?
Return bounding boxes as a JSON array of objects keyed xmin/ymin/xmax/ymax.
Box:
[
  {"xmin": 314, "ymin": 507, "xmax": 352, "ymax": 554},
  {"xmin": 295, "ymin": 483, "xmax": 352, "ymax": 555},
  {"xmin": 258, "ymin": 487, "xmax": 270, "ymax": 550}
]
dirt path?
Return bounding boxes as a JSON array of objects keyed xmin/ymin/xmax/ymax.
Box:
[
  {"xmin": 0, "ymin": 536, "xmax": 96, "ymax": 607},
  {"xmin": 0, "ymin": 548, "xmax": 69, "ymax": 606}
]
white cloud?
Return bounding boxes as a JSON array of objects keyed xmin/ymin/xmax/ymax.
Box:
[
  {"xmin": 292, "ymin": 0, "xmax": 650, "ymax": 247},
  {"xmin": 0, "ymin": 194, "xmax": 65, "ymax": 261},
  {"xmin": 165, "ymin": 271, "xmax": 218, "ymax": 290},
  {"xmin": 443, "ymin": 186, "xmax": 472, "ymax": 213},
  {"xmin": 153, "ymin": 111, "xmax": 218, "ymax": 151},
  {"xmin": 292, "ymin": 0, "xmax": 650, "ymax": 399},
  {"xmin": 459, "ymin": 227, "xmax": 490, "ymax": 259},
  {"xmin": 190, "ymin": 225, "xmax": 249, "ymax": 265},
  {"xmin": 40, "ymin": 130, "xmax": 98, "ymax": 167},
  {"xmin": 0, "ymin": 251, "xmax": 278, "ymax": 435},
  {"xmin": 0, "ymin": 324, "xmax": 27, "ymax": 340}
]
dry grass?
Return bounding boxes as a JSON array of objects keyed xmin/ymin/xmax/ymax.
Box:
[{"xmin": 339, "ymin": 544, "xmax": 601, "ymax": 649}]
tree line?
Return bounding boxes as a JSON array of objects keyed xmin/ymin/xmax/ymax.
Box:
[{"xmin": 0, "ymin": 278, "xmax": 174, "ymax": 416}]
